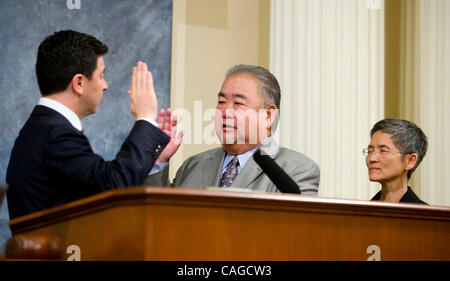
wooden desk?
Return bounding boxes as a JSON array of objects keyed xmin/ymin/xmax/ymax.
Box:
[{"xmin": 7, "ymin": 187, "xmax": 450, "ymax": 260}]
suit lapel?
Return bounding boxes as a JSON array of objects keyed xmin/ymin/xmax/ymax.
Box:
[
  {"xmin": 232, "ymin": 137, "xmax": 281, "ymax": 189},
  {"xmin": 202, "ymin": 148, "xmax": 226, "ymax": 187},
  {"xmin": 203, "ymin": 137, "xmax": 281, "ymax": 188},
  {"xmin": 231, "ymin": 157, "xmax": 263, "ymax": 189}
]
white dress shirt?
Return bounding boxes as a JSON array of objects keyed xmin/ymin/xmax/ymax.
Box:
[{"xmin": 38, "ymin": 97, "xmax": 83, "ymax": 131}]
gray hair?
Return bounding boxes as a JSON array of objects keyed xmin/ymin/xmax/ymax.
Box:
[
  {"xmin": 225, "ymin": 64, "xmax": 281, "ymax": 132},
  {"xmin": 370, "ymin": 118, "xmax": 428, "ymax": 179}
]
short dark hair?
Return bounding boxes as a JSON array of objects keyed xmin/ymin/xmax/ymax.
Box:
[
  {"xmin": 36, "ymin": 30, "xmax": 108, "ymax": 96},
  {"xmin": 370, "ymin": 118, "xmax": 428, "ymax": 179}
]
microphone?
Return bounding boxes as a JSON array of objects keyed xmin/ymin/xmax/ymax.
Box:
[{"xmin": 253, "ymin": 149, "xmax": 301, "ymax": 194}]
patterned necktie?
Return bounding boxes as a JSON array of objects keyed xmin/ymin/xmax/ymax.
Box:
[{"xmin": 219, "ymin": 156, "xmax": 239, "ymax": 187}]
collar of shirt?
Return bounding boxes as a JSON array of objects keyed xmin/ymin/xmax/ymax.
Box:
[
  {"xmin": 38, "ymin": 97, "xmax": 83, "ymax": 132},
  {"xmin": 221, "ymin": 144, "xmax": 262, "ymax": 175}
]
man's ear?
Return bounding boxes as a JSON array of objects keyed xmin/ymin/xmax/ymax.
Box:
[
  {"xmin": 266, "ymin": 104, "xmax": 278, "ymax": 130},
  {"xmin": 405, "ymin": 153, "xmax": 418, "ymax": 171},
  {"xmin": 70, "ymin": 74, "xmax": 84, "ymax": 97}
]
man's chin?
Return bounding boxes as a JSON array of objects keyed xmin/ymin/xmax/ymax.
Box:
[
  {"xmin": 217, "ymin": 131, "xmax": 234, "ymax": 144},
  {"xmin": 220, "ymin": 135, "xmax": 249, "ymax": 145},
  {"xmin": 89, "ymin": 108, "xmax": 98, "ymax": 116},
  {"xmin": 81, "ymin": 108, "xmax": 97, "ymax": 119},
  {"xmin": 221, "ymin": 137, "xmax": 237, "ymax": 145}
]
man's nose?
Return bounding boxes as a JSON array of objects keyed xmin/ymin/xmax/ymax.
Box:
[{"xmin": 222, "ymin": 108, "xmax": 235, "ymax": 119}]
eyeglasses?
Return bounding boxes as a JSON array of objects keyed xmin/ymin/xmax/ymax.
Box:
[{"xmin": 362, "ymin": 147, "xmax": 403, "ymax": 157}]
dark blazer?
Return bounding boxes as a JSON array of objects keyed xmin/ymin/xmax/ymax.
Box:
[
  {"xmin": 6, "ymin": 105, "xmax": 169, "ymax": 219},
  {"xmin": 371, "ymin": 186, "xmax": 427, "ymax": 204}
]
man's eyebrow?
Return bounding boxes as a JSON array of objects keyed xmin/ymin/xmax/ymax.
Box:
[
  {"xmin": 217, "ymin": 93, "xmax": 248, "ymax": 100},
  {"xmin": 232, "ymin": 93, "xmax": 247, "ymax": 100}
]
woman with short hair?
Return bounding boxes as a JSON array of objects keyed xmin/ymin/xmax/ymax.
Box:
[{"xmin": 363, "ymin": 118, "xmax": 428, "ymax": 204}]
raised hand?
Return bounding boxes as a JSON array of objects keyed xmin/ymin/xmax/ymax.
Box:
[
  {"xmin": 156, "ymin": 108, "xmax": 184, "ymax": 164},
  {"xmin": 127, "ymin": 61, "xmax": 158, "ymax": 120}
]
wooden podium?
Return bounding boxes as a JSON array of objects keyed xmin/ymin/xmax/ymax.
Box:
[{"xmin": 6, "ymin": 186, "xmax": 450, "ymax": 260}]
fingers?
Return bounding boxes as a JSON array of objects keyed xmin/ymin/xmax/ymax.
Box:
[
  {"xmin": 168, "ymin": 111, "xmax": 178, "ymax": 139},
  {"xmin": 128, "ymin": 61, "xmax": 158, "ymax": 120},
  {"xmin": 158, "ymin": 109, "xmax": 165, "ymax": 129},
  {"xmin": 131, "ymin": 61, "xmax": 149, "ymax": 94},
  {"xmin": 173, "ymin": 131, "xmax": 184, "ymax": 145},
  {"xmin": 158, "ymin": 108, "xmax": 173, "ymax": 132},
  {"xmin": 160, "ymin": 108, "xmax": 182, "ymax": 143},
  {"xmin": 170, "ymin": 110, "xmax": 177, "ymax": 128},
  {"xmin": 164, "ymin": 108, "xmax": 172, "ymax": 132},
  {"xmin": 137, "ymin": 62, "xmax": 145, "ymax": 94}
]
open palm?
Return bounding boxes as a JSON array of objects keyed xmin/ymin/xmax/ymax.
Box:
[{"xmin": 156, "ymin": 108, "xmax": 183, "ymax": 164}]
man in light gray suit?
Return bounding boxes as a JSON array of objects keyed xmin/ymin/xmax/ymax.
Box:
[{"xmin": 146, "ymin": 65, "xmax": 320, "ymax": 194}]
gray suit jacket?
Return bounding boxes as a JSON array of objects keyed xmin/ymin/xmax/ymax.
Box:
[{"xmin": 144, "ymin": 138, "xmax": 320, "ymax": 194}]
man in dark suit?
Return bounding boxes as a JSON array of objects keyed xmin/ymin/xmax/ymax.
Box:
[{"xmin": 6, "ymin": 30, "xmax": 170, "ymax": 219}]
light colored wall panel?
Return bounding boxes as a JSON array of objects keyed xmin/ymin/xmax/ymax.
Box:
[
  {"xmin": 270, "ymin": 0, "xmax": 385, "ymax": 200},
  {"xmin": 170, "ymin": 0, "xmax": 270, "ymax": 179}
]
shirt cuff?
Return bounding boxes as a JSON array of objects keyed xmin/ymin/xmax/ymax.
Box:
[
  {"xmin": 149, "ymin": 162, "xmax": 169, "ymax": 175},
  {"xmin": 137, "ymin": 118, "xmax": 158, "ymax": 128}
]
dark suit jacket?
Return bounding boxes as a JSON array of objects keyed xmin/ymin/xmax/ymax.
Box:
[
  {"xmin": 371, "ymin": 186, "xmax": 427, "ymax": 204},
  {"xmin": 6, "ymin": 105, "xmax": 169, "ymax": 219}
]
